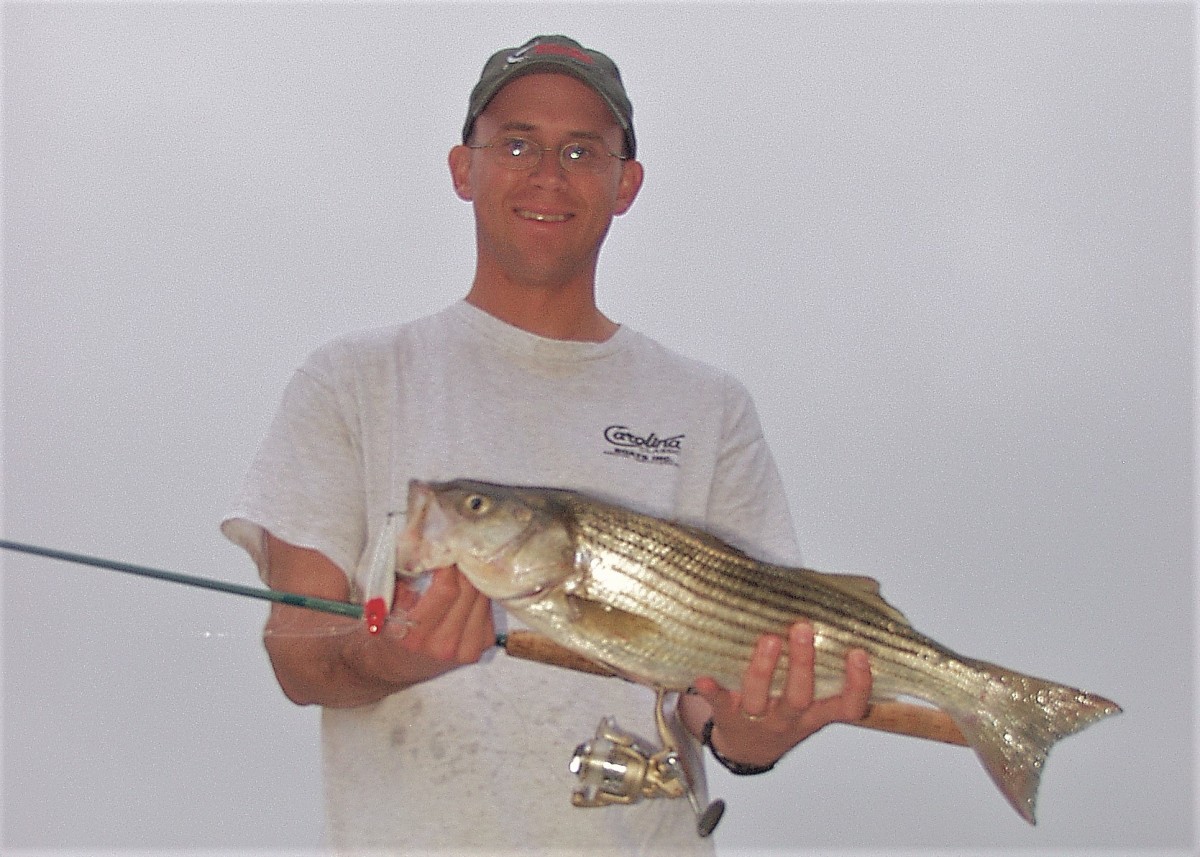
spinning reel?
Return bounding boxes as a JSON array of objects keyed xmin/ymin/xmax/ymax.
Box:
[{"xmin": 568, "ymin": 689, "xmax": 726, "ymax": 838}]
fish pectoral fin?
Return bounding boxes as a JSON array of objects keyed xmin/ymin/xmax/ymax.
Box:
[
  {"xmin": 565, "ymin": 594, "xmax": 660, "ymax": 642},
  {"xmin": 806, "ymin": 569, "xmax": 911, "ymax": 626}
]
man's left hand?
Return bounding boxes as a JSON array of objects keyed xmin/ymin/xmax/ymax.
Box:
[{"xmin": 682, "ymin": 620, "xmax": 873, "ymax": 769}]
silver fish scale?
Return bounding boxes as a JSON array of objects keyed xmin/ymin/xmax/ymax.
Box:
[
  {"xmin": 560, "ymin": 498, "xmax": 974, "ymax": 699},
  {"xmin": 412, "ymin": 479, "xmax": 1121, "ymax": 824},
  {"xmin": 557, "ymin": 496, "xmax": 1117, "ymax": 735}
]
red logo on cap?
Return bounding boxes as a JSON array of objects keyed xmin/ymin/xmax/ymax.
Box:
[{"xmin": 532, "ymin": 43, "xmax": 594, "ymax": 65}]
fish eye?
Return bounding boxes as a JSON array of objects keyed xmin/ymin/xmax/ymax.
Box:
[{"xmin": 463, "ymin": 494, "xmax": 491, "ymax": 515}]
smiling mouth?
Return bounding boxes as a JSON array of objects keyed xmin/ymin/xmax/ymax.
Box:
[{"xmin": 517, "ymin": 209, "xmax": 569, "ymax": 223}]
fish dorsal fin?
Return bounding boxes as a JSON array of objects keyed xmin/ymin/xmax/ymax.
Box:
[{"xmin": 809, "ymin": 570, "xmax": 911, "ymax": 627}]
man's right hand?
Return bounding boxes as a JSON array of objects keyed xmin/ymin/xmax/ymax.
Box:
[
  {"xmin": 391, "ymin": 565, "xmax": 496, "ymax": 665},
  {"xmin": 263, "ymin": 533, "xmax": 494, "ymax": 708}
]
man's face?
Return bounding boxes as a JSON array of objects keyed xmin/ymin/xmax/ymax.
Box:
[{"xmin": 449, "ymin": 73, "xmax": 643, "ymax": 291}]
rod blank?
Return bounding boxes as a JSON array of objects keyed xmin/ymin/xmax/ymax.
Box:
[
  {"xmin": 0, "ymin": 539, "xmax": 364, "ymax": 619},
  {"xmin": 3, "ymin": 538, "xmax": 968, "ymax": 746}
]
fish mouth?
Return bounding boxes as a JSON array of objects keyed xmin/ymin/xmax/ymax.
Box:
[
  {"xmin": 397, "ymin": 481, "xmax": 443, "ymax": 575},
  {"xmin": 398, "ymin": 479, "xmax": 532, "ymax": 581},
  {"xmin": 396, "ymin": 479, "xmax": 567, "ymax": 601}
]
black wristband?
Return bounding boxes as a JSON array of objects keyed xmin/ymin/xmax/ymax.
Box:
[{"xmin": 701, "ymin": 718, "xmax": 776, "ymax": 776}]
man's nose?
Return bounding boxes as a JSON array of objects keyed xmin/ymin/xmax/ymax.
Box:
[{"xmin": 529, "ymin": 146, "xmax": 568, "ymax": 184}]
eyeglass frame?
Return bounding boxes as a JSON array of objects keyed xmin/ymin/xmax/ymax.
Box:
[{"xmin": 465, "ymin": 134, "xmax": 630, "ymax": 175}]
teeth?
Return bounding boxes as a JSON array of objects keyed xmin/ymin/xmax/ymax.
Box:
[{"xmin": 519, "ymin": 210, "xmax": 568, "ymax": 223}]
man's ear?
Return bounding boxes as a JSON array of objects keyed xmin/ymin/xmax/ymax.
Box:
[
  {"xmin": 613, "ymin": 159, "xmax": 644, "ymax": 216},
  {"xmin": 448, "ymin": 145, "xmax": 474, "ymax": 201}
]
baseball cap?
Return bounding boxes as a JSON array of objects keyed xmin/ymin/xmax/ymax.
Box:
[{"xmin": 463, "ymin": 35, "xmax": 636, "ymax": 158}]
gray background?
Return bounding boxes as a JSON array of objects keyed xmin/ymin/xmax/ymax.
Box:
[{"xmin": 2, "ymin": 2, "xmax": 1193, "ymax": 855}]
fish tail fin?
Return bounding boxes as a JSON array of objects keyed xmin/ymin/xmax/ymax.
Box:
[{"xmin": 950, "ymin": 661, "xmax": 1121, "ymax": 824}]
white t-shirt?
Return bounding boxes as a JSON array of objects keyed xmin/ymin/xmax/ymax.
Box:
[{"xmin": 223, "ymin": 301, "xmax": 800, "ymax": 856}]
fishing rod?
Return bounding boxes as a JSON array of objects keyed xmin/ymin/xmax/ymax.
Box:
[
  {"xmin": 1, "ymin": 538, "xmax": 967, "ymax": 747},
  {"xmin": 0, "ymin": 539, "xmax": 364, "ymax": 619}
]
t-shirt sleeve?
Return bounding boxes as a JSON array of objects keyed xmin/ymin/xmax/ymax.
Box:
[
  {"xmin": 704, "ymin": 375, "xmax": 802, "ymax": 566},
  {"xmin": 220, "ymin": 345, "xmax": 368, "ymax": 587}
]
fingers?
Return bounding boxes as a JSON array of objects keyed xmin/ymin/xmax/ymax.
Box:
[
  {"xmin": 776, "ymin": 622, "xmax": 872, "ymax": 727},
  {"xmin": 778, "ymin": 622, "xmax": 871, "ymax": 723},
  {"xmin": 458, "ymin": 582, "xmax": 497, "ymax": 660},
  {"xmin": 398, "ymin": 567, "xmax": 494, "ymax": 664},
  {"xmin": 725, "ymin": 621, "xmax": 816, "ymax": 721},
  {"xmin": 838, "ymin": 648, "xmax": 873, "ymax": 721},
  {"xmin": 692, "ymin": 620, "xmax": 874, "ymax": 767},
  {"xmin": 738, "ymin": 633, "xmax": 784, "ymax": 718},
  {"xmin": 781, "ymin": 621, "xmax": 816, "ymax": 712}
]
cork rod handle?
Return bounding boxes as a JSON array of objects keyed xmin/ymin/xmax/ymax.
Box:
[{"xmin": 499, "ymin": 629, "xmax": 967, "ymax": 747}]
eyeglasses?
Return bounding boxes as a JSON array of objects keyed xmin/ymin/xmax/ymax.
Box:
[{"xmin": 467, "ymin": 135, "xmax": 628, "ymax": 175}]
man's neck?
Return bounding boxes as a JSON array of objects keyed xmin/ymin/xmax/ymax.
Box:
[{"xmin": 464, "ymin": 281, "xmax": 619, "ymax": 342}]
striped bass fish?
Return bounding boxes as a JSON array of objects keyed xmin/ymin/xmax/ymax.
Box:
[{"xmin": 397, "ymin": 478, "xmax": 1121, "ymax": 824}]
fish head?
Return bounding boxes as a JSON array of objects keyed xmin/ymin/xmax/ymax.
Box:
[{"xmin": 398, "ymin": 479, "xmax": 577, "ymax": 601}]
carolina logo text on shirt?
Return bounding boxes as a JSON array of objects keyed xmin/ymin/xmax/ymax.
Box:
[{"xmin": 603, "ymin": 425, "xmax": 684, "ymax": 466}]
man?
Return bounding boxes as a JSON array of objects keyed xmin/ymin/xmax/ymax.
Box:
[{"xmin": 223, "ymin": 35, "xmax": 871, "ymax": 855}]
